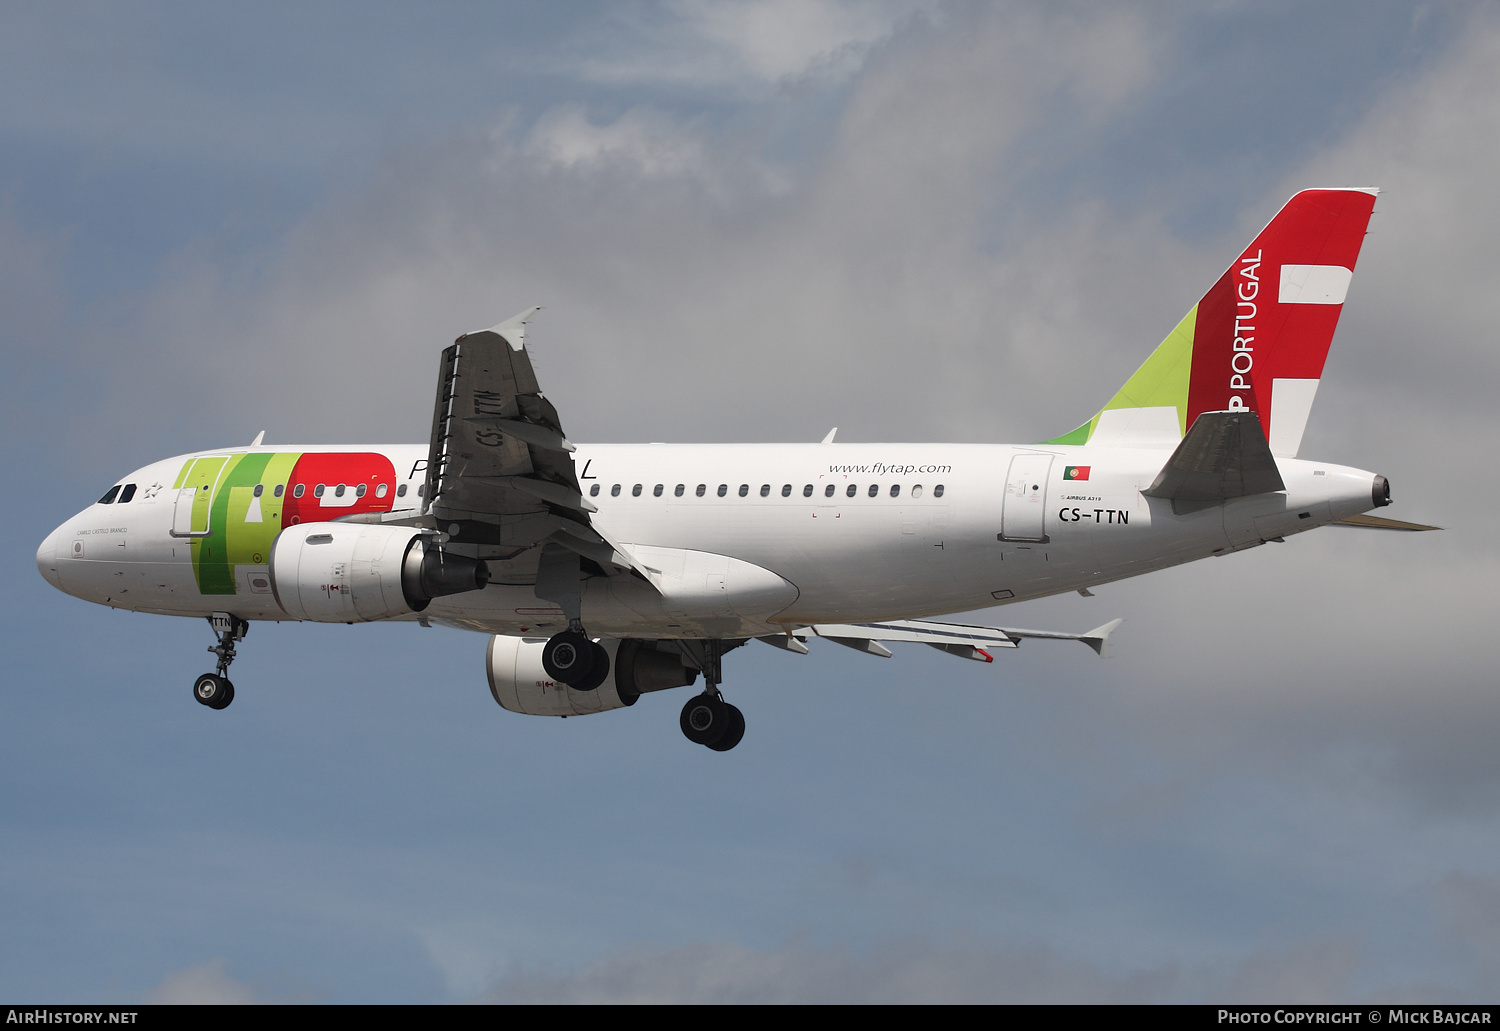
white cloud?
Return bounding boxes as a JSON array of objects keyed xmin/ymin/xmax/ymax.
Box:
[
  {"xmin": 143, "ymin": 958, "xmax": 258, "ymax": 1005},
  {"xmin": 523, "ymin": 105, "xmax": 710, "ymax": 179},
  {"xmin": 573, "ymin": 0, "xmax": 929, "ymax": 92}
]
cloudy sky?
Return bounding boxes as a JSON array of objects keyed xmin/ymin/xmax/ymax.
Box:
[{"xmin": 4, "ymin": 0, "xmax": 1497, "ymax": 1003}]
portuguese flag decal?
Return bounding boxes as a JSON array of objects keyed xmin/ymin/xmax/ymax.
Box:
[{"xmin": 1064, "ymin": 466, "xmax": 1091, "ymax": 481}]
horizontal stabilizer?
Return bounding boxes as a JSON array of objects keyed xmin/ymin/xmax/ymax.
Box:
[
  {"xmin": 1143, "ymin": 410, "xmax": 1284, "ymax": 507},
  {"xmin": 1332, "ymin": 513, "xmax": 1443, "ymax": 532}
]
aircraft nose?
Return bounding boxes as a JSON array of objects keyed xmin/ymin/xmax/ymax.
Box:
[{"xmin": 36, "ymin": 526, "xmax": 63, "ymax": 590}]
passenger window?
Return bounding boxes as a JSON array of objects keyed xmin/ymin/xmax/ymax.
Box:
[
  {"xmin": 335, "ymin": 484, "xmax": 346, "ymax": 498},
  {"xmin": 653, "ymin": 484, "xmax": 664, "ymax": 497},
  {"xmin": 781, "ymin": 484, "xmax": 792, "ymax": 497},
  {"xmin": 356, "ymin": 483, "xmax": 367, "ymax": 498},
  {"xmin": 696, "ymin": 484, "xmax": 706, "ymax": 497},
  {"xmin": 253, "ymin": 484, "xmax": 264, "ymax": 498},
  {"xmin": 98, "ymin": 485, "xmax": 121, "ymax": 505},
  {"xmin": 589, "ymin": 484, "xmax": 600, "ymax": 497},
  {"xmin": 396, "ymin": 484, "xmax": 407, "ymax": 498},
  {"xmin": 846, "ymin": 484, "xmax": 857, "ymax": 498},
  {"xmin": 738, "ymin": 484, "xmax": 749, "ymax": 497},
  {"xmin": 675, "ymin": 484, "xmax": 685, "ymax": 497},
  {"xmin": 294, "ymin": 484, "xmax": 306, "ymax": 498},
  {"xmin": 803, "ymin": 484, "xmax": 813, "ymax": 497},
  {"xmin": 911, "ymin": 485, "xmax": 923, "ymax": 498},
  {"xmin": 632, "ymin": 484, "xmax": 643, "ymax": 497},
  {"xmin": 759, "ymin": 484, "xmax": 770, "ymax": 497},
  {"xmin": 375, "ymin": 483, "xmax": 388, "ymax": 498},
  {"xmin": 890, "ymin": 484, "xmax": 900, "ymax": 497},
  {"xmin": 868, "ymin": 484, "xmax": 879, "ymax": 497},
  {"xmin": 717, "ymin": 484, "xmax": 728, "ymax": 497},
  {"xmin": 934, "ymin": 484, "xmax": 945, "ymax": 497},
  {"xmin": 417, "ymin": 484, "xmax": 425, "ymax": 498},
  {"xmin": 611, "ymin": 484, "xmax": 621, "ymax": 497},
  {"xmin": 314, "ymin": 484, "xmax": 326, "ymax": 498},
  {"xmin": 825, "ymin": 484, "xmax": 836, "ymax": 497},
  {"xmin": 274, "ymin": 484, "xmax": 285, "ymax": 498},
  {"xmin": 119, "ymin": 484, "xmax": 137, "ymax": 503}
]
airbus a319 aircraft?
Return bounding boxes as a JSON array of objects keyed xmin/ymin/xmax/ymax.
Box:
[{"xmin": 37, "ymin": 188, "xmax": 1434, "ymax": 751}]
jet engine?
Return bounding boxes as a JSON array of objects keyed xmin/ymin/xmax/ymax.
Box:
[
  {"xmin": 487, "ymin": 636, "xmax": 698, "ymax": 717},
  {"xmin": 270, "ymin": 522, "xmax": 488, "ymax": 622}
]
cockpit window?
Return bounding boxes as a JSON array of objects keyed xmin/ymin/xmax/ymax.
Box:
[
  {"xmin": 98, "ymin": 485, "xmax": 121, "ymax": 505},
  {"xmin": 118, "ymin": 484, "xmax": 137, "ymax": 503}
]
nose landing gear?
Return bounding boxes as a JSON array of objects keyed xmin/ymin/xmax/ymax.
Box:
[{"xmin": 194, "ymin": 612, "xmax": 246, "ymax": 710}]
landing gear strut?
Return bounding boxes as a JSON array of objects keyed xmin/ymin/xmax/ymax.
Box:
[
  {"xmin": 677, "ymin": 639, "xmax": 745, "ymax": 751},
  {"xmin": 194, "ymin": 612, "xmax": 246, "ymax": 710}
]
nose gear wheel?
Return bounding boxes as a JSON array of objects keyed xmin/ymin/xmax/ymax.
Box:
[{"xmin": 193, "ymin": 612, "xmax": 247, "ymax": 711}]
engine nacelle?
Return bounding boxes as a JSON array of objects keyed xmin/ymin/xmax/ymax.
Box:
[
  {"xmin": 270, "ymin": 522, "xmax": 488, "ymax": 622},
  {"xmin": 487, "ymin": 636, "xmax": 698, "ymax": 717}
]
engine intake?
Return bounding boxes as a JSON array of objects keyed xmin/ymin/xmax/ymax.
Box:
[{"xmin": 271, "ymin": 522, "xmax": 488, "ymax": 622}]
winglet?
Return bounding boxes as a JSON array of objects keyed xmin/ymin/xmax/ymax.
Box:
[
  {"xmin": 249, "ymin": 430, "xmax": 265, "ymax": 447},
  {"xmin": 821, "ymin": 427, "xmax": 838, "ymax": 444},
  {"xmin": 1080, "ymin": 618, "xmax": 1124, "ymax": 658},
  {"xmin": 481, "ymin": 307, "xmax": 542, "ymax": 351}
]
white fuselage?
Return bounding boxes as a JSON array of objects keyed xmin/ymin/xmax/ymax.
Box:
[{"xmin": 36, "ymin": 441, "xmax": 1382, "ymax": 639}]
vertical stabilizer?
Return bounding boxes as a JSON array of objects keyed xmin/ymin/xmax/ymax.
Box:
[{"xmin": 1046, "ymin": 188, "xmax": 1378, "ymax": 455}]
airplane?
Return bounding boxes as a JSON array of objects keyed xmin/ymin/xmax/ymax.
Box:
[{"xmin": 36, "ymin": 187, "xmax": 1437, "ymax": 751}]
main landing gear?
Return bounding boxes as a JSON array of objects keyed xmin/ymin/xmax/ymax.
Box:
[
  {"xmin": 542, "ymin": 623, "xmax": 610, "ymax": 692},
  {"xmin": 194, "ymin": 612, "xmax": 246, "ymax": 710},
  {"xmin": 677, "ymin": 639, "xmax": 745, "ymax": 752},
  {"xmin": 680, "ymin": 693, "xmax": 745, "ymax": 751}
]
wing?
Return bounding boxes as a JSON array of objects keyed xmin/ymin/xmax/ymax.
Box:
[
  {"xmin": 760, "ymin": 617, "xmax": 1124, "ymax": 663},
  {"xmin": 422, "ymin": 308, "xmax": 631, "ymax": 572}
]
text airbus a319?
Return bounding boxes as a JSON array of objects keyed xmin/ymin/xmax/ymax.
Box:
[{"xmin": 37, "ymin": 188, "xmax": 1435, "ymax": 751}]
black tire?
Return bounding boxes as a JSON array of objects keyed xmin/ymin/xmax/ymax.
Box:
[
  {"xmin": 706, "ymin": 703, "xmax": 745, "ymax": 752},
  {"xmin": 680, "ymin": 693, "xmax": 729, "ymax": 746},
  {"xmin": 542, "ymin": 630, "xmax": 595, "ymax": 685},
  {"xmin": 570, "ymin": 642, "xmax": 611, "ymax": 692},
  {"xmin": 193, "ymin": 673, "xmax": 230, "ymax": 709}
]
